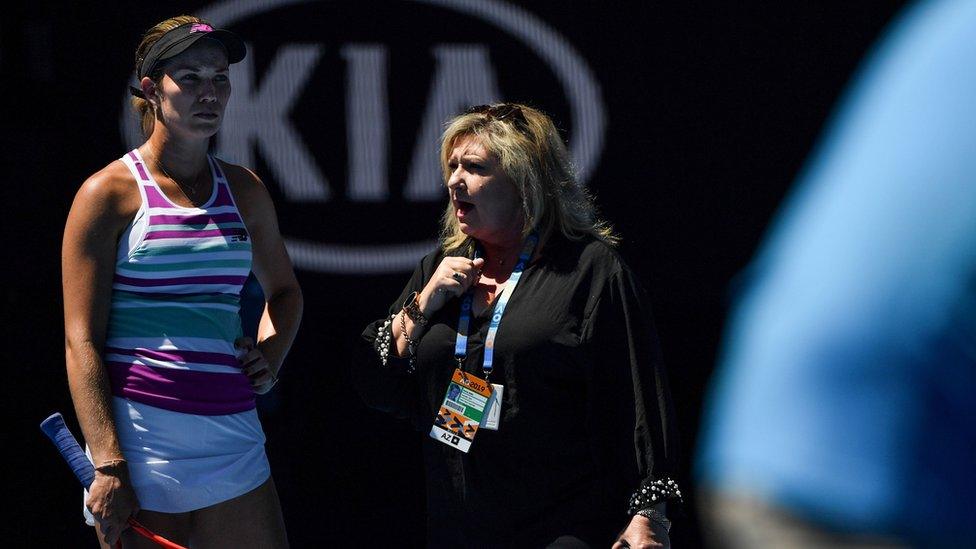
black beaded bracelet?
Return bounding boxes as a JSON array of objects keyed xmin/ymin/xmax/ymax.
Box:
[{"xmin": 627, "ymin": 477, "xmax": 682, "ymax": 515}]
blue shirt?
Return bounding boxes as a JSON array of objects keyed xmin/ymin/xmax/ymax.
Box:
[{"xmin": 696, "ymin": 0, "xmax": 976, "ymax": 545}]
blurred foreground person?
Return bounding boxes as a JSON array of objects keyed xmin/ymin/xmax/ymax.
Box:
[{"xmin": 696, "ymin": 1, "xmax": 976, "ymax": 547}]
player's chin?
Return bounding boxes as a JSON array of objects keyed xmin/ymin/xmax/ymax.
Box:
[{"xmin": 185, "ymin": 116, "xmax": 223, "ymax": 136}]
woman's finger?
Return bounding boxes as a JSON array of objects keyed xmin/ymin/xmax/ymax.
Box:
[
  {"xmin": 243, "ymin": 359, "xmax": 269, "ymax": 377},
  {"xmin": 240, "ymin": 349, "xmax": 263, "ymax": 366},
  {"xmin": 441, "ymin": 257, "xmax": 479, "ymax": 276},
  {"xmin": 246, "ymin": 366, "xmax": 271, "ymax": 382},
  {"xmin": 444, "ymin": 279, "xmax": 465, "ymax": 295}
]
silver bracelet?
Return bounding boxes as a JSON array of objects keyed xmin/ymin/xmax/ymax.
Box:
[
  {"xmin": 399, "ymin": 311, "xmax": 418, "ymax": 372},
  {"xmin": 374, "ymin": 314, "xmax": 396, "ymax": 367},
  {"xmin": 374, "ymin": 313, "xmax": 416, "ymax": 373}
]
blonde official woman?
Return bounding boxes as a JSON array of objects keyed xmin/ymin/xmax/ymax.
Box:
[{"xmin": 356, "ymin": 103, "xmax": 680, "ymax": 548}]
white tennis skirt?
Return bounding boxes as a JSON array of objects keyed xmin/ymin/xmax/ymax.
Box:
[{"xmin": 85, "ymin": 397, "xmax": 270, "ymax": 524}]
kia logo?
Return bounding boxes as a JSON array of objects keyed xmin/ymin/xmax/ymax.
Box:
[{"xmin": 121, "ymin": 0, "xmax": 606, "ymax": 274}]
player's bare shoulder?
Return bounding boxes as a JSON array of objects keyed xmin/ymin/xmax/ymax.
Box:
[
  {"xmin": 213, "ymin": 158, "xmax": 276, "ymax": 229},
  {"xmin": 72, "ymin": 159, "xmax": 142, "ymax": 223},
  {"xmin": 214, "ymin": 158, "xmax": 264, "ymax": 189}
]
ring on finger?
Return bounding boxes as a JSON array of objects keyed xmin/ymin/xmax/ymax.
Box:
[{"xmin": 452, "ymin": 271, "xmax": 463, "ymax": 282}]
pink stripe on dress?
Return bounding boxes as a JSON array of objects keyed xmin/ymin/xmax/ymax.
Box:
[
  {"xmin": 127, "ymin": 152, "xmax": 152, "ymax": 182},
  {"xmin": 106, "ymin": 361, "xmax": 255, "ymax": 415},
  {"xmin": 135, "ymin": 163, "xmax": 150, "ymax": 182},
  {"xmin": 150, "ymin": 212, "xmax": 243, "ymax": 226},
  {"xmin": 112, "ymin": 290, "xmax": 239, "ymax": 299},
  {"xmin": 145, "ymin": 185, "xmax": 175, "ymax": 208},
  {"xmin": 211, "ymin": 183, "xmax": 235, "ymax": 208}
]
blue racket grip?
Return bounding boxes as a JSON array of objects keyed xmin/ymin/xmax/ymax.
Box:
[{"xmin": 40, "ymin": 412, "xmax": 97, "ymax": 489}]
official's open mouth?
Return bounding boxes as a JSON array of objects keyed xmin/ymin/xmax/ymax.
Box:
[{"xmin": 454, "ymin": 200, "xmax": 475, "ymax": 214}]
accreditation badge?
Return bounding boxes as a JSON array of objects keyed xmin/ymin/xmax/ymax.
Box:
[{"xmin": 430, "ymin": 368, "xmax": 493, "ymax": 452}]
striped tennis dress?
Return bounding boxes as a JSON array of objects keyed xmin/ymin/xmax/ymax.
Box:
[{"xmin": 91, "ymin": 148, "xmax": 270, "ymax": 515}]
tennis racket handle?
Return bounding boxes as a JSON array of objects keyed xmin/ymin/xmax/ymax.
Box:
[
  {"xmin": 41, "ymin": 413, "xmax": 190, "ymax": 549},
  {"xmin": 40, "ymin": 412, "xmax": 97, "ymax": 489}
]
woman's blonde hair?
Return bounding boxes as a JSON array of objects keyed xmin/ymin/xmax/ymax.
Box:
[
  {"xmin": 438, "ymin": 103, "xmax": 618, "ymax": 253},
  {"xmin": 130, "ymin": 15, "xmax": 209, "ymax": 138}
]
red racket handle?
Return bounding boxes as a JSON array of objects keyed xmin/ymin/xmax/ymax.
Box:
[
  {"xmin": 128, "ymin": 518, "xmax": 187, "ymax": 549},
  {"xmin": 110, "ymin": 518, "xmax": 188, "ymax": 549}
]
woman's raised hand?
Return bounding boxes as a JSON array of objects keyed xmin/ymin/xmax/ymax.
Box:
[{"xmin": 418, "ymin": 256, "xmax": 485, "ymax": 315}]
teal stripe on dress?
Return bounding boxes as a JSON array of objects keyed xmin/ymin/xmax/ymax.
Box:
[
  {"xmin": 148, "ymin": 222, "xmax": 247, "ymax": 232},
  {"xmin": 113, "ymin": 289, "xmax": 241, "ymax": 307},
  {"xmin": 132, "ymin": 241, "xmax": 252, "ymax": 257},
  {"xmin": 119, "ymin": 259, "xmax": 252, "ymax": 272},
  {"xmin": 107, "ymin": 306, "xmax": 243, "ymax": 341}
]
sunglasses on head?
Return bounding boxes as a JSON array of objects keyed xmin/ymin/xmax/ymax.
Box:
[{"xmin": 465, "ymin": 103, "xmax": 528, "ymax": 127}]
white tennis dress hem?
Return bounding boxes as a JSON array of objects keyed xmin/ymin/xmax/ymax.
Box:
[{"xmin": 84, "ymin": 397, "xmax": 271, "ymax": 525}]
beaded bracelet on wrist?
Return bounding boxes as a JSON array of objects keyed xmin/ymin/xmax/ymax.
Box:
[
  {"xmin": 374, "ymin": 313, "xmax": 416, "ymax": 373},
  {"xmin": 399, "ymin": 311, "xmax": 418, "ymax": 372},
  {"xmin": 375, "ymin": 314, "xmax": 394, "ymax": 366},
  {"xmin": 627, "ymin": 477, "xmax": 682, "ymax": 515}
]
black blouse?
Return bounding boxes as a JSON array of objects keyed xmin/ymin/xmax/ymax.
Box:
[{"xmin": 355, "ymin": 236, "xmax": 679, "ymax": 547}]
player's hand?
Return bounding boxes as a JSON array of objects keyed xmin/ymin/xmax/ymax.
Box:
[
  {"xmin": 236, "ymin": 337, "xmax": 278, "ymax": 394},
  {"xmin": 87, "ymin": 462, "xmax": 139, "ymax": 546}
]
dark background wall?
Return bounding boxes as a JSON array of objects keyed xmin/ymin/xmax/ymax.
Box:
[{"xmin": 3, "ymin": 1, "xmax": 905, "ymax": 546}]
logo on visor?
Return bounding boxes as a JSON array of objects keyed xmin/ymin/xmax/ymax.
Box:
[
  {"xmin": 190, "ymin": 23, "xmax": 214, "ymax": 33},
  {"xmin": 121, "ymin": 0, "xmax": 606, "ymax": 275}
]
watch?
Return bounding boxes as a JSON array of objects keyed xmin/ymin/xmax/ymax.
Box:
[{"xmin": 401, "ymin": 291, "xmax": 429, "ymax": 327}]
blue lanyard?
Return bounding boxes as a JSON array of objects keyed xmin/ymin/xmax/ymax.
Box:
[{"xmin": 454, "ymin": 233, "xmax": 538, "ymax": 378}]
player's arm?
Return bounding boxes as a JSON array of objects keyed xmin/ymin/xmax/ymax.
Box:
[
  {"xmin": 224, "ymin": 163, "xmax": 303, "ymax": 392},
  {"xmin": 62, "ymin": 164, "xmax": 141, "ymax": 545}
]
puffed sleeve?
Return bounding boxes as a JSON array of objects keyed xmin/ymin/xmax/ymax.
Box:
[
  {"xmin": 352, "ymin": 253, "xmax": 433, "ymax": 425},
  {"xmin": 581, "ymin": 264, "xmax": 682, "ymax": 514}
]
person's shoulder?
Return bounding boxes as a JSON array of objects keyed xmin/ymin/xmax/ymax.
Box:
[
  {"xmin": 579, "ymin": 236, "xmax": 624, "ymax": 265},
  {"xmin": 548, "ymin": 234, "xmax": 626, "ymax": 273},
  {"xmin": 211, "ymin": 158, "xmax": 275, "ymax": 226},
  {"xmin": 214, "ymin": 157, "xmax": 260, "ymax": 182},
  {"xmin": 75, "ymin": 159, "xmax": 140, "ymax": 215},
  {"xmin": 81, "ymin": 159, "xmax": 135, "ymax": 195},
  {"xmin": 420, "ymin": 245, "xmax": 450, "ymax": 271},
  {"xmin": 213, "ymin": 157, "xmax": 265, "ymax": 195}
]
